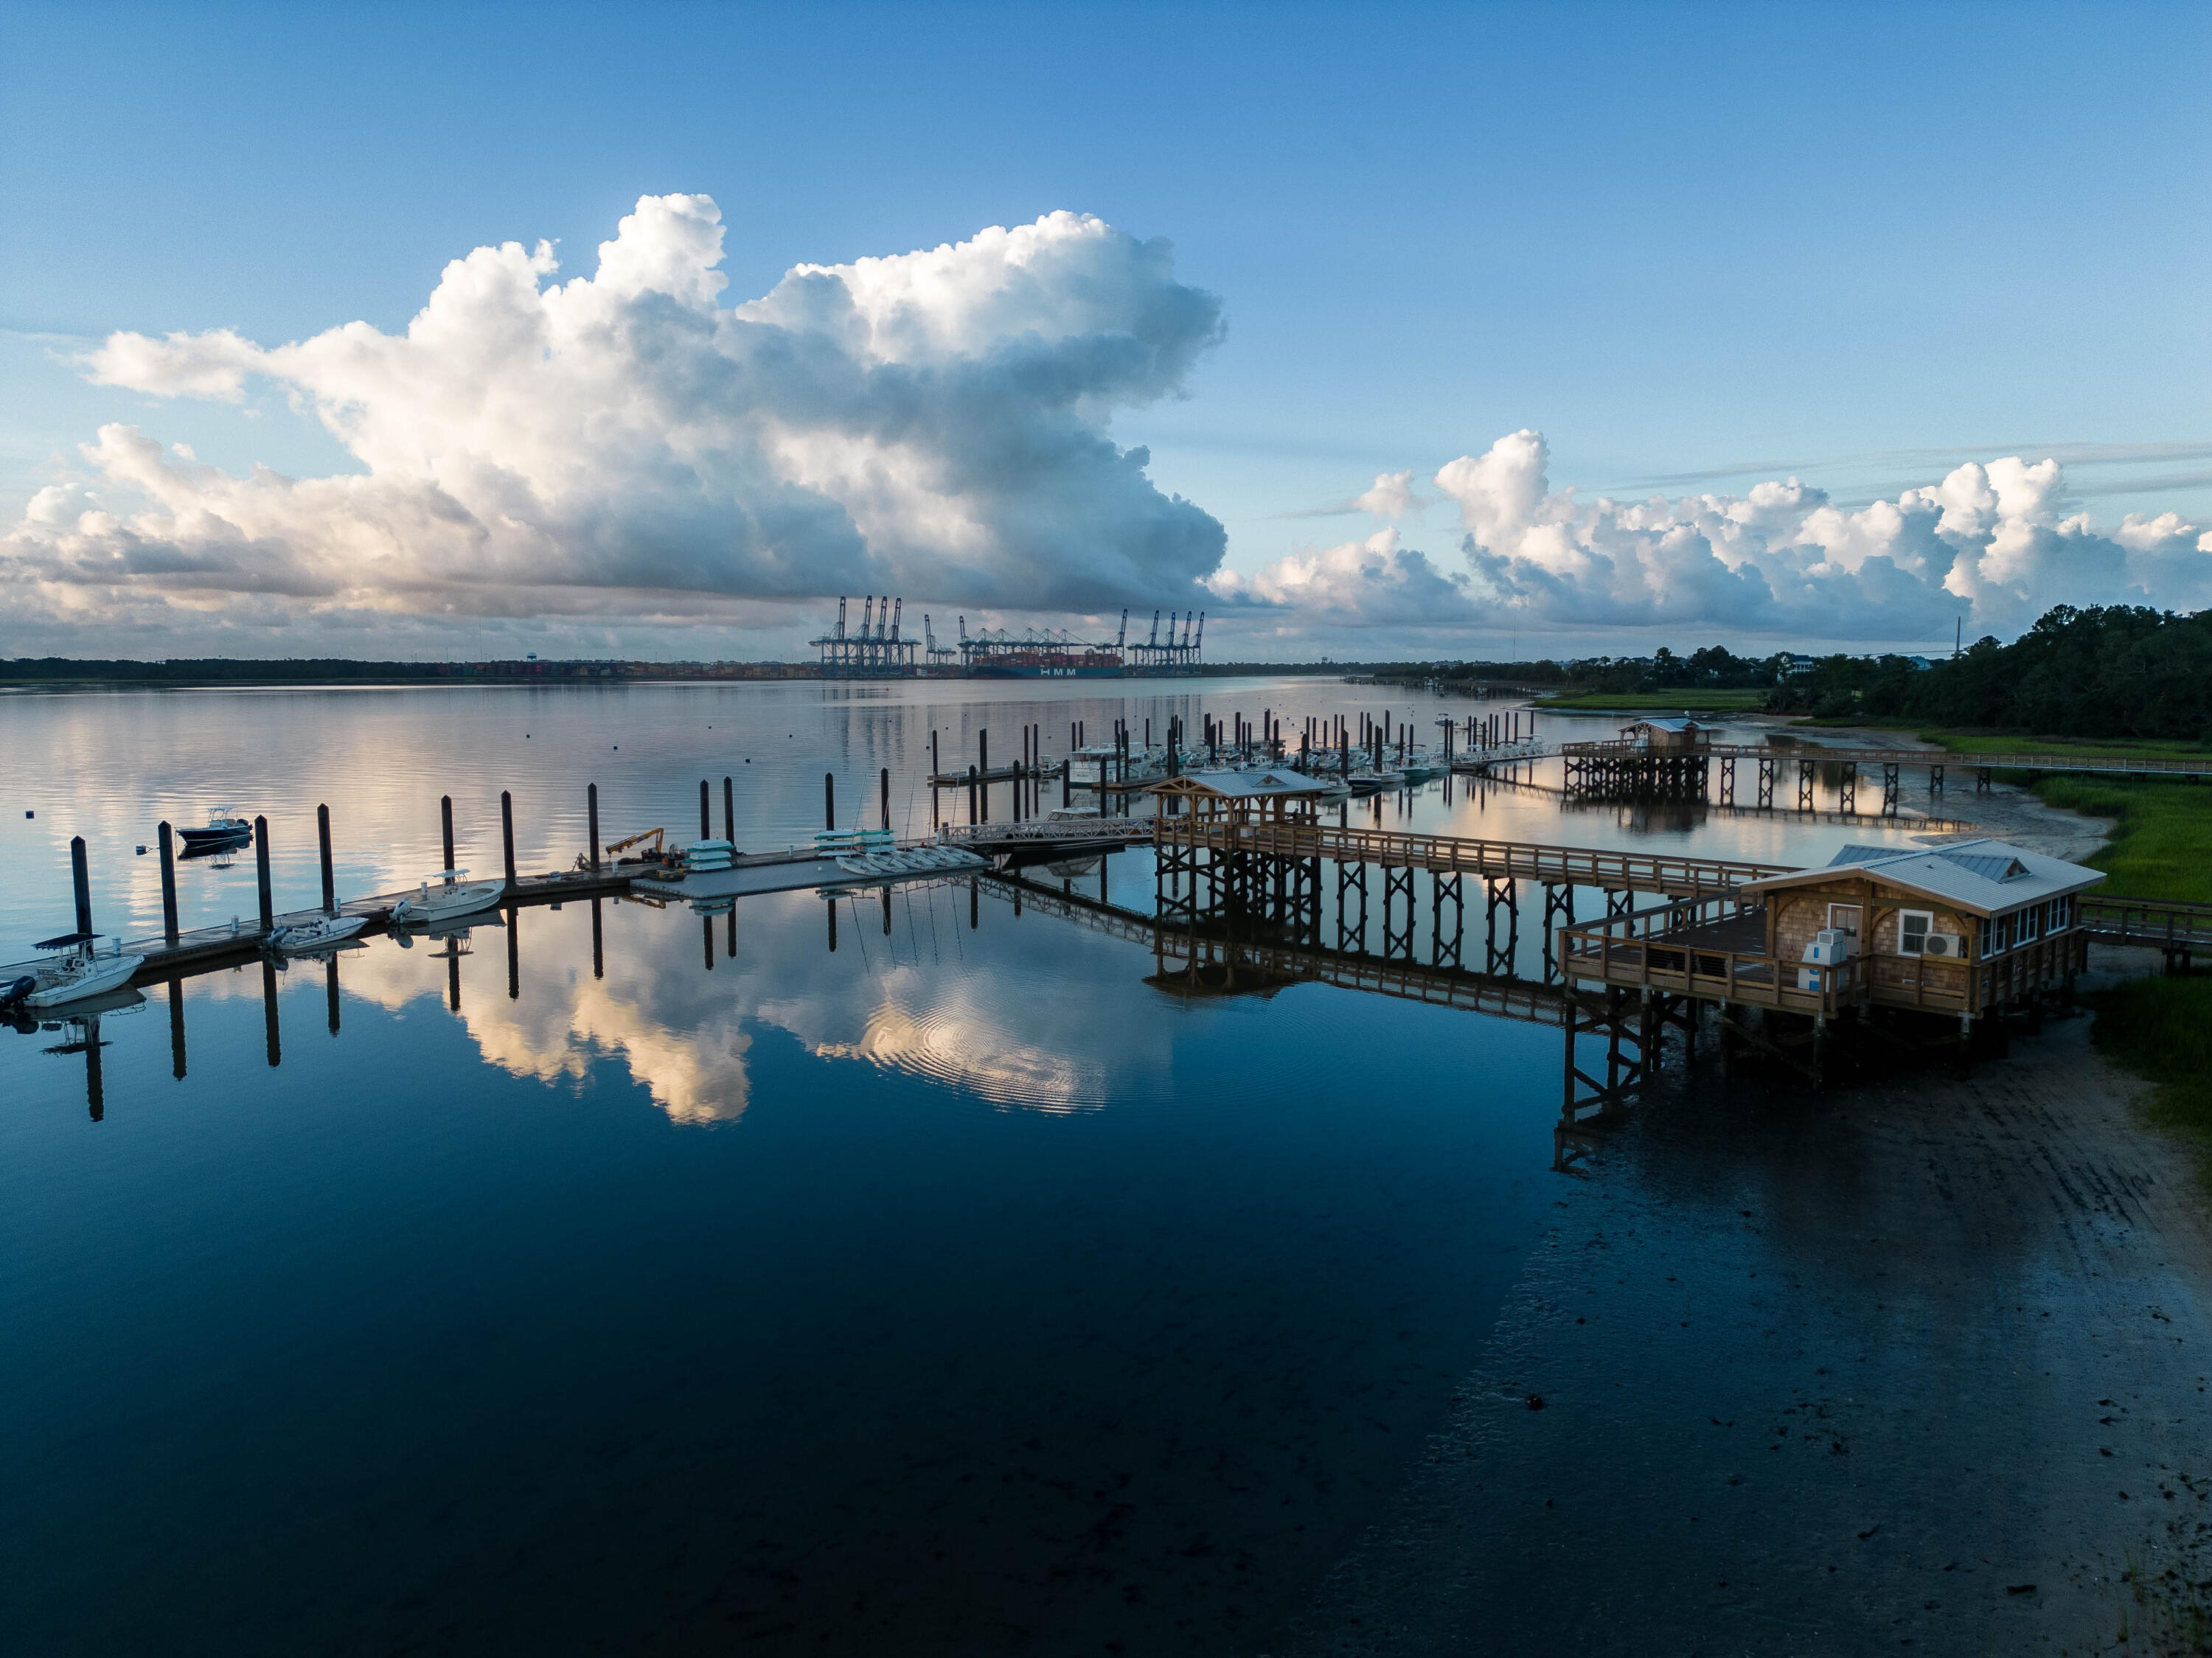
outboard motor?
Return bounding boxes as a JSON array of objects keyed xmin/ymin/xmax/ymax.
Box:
[{"xmin": 0, "ymin": 975, "xmax": 35, "ymax": 1011}]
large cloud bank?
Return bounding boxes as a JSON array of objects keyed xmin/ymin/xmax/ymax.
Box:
[
  {"xmin": 1214, "ymin": 431, "xmax": 2212, "ymax": 646},
  {"xmin": 4, "ymin": 195, "xmax": 1225, "ymax": 641}
]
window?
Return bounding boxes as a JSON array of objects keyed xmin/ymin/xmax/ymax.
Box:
[
  {"xmin": 2016, "ymin": 905, "xmax": 2039, "ymax": 943},
  {"xmin": 1899, "ymin": 910, "xmax": 1934, "ymax": 955},
  {"xmin": 1986, "ymin": 913, "xmax": 2008, "ymax": 953},
  {"xmin": 1826, "ymin": 903, "xmax": 1863, "ymax": 941},
  {"xmin": 2051, "ymin": 895, "xmax": 2071, "ymax": 931}
]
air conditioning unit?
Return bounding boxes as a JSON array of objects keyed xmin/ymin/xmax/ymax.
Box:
[{"xmin": 1921, "ymin": 934, "xmax": 1959, "ymax": 959}]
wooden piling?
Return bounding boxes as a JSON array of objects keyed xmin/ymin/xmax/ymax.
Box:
[
  {"xmin": 71, "ymin": 835, "xmax": 91, "ymax": 938},
  {"xmin": 588, "ymin": 783, "xmax": 602, "ymax": 873},
  {"xmin": 824, "ymin": 772, "xmax": 836, "ymax": 831},
  {"xmin": 723, "ymin": 776, "xmax": 735, "ymax": 843},
  {"xmin": 501, "ymin": 791, "xmax": 517, "ymax": 891},
  {"xmin": 326, "ymin": 955, "xmax": 341, "ymax": 1035},
  {"xmin": 254, "ymin": 817, "xmax": 274, "ymax": 932},
  {"xmin": 880, "ymin": 766, "xmax": 891, "ymax": 832},
  {"xmin": 158, "ymin": 822, "xmax": 180, "ymax": 944},
  {"xmin": 699, "ymin": 779, "xmax": 711, "ymax": 840},
  {"xmin": 827, "ymin": 897, "xmax": 838, "ymax": 953},
  {"xmin": 591, "ymin": 896, "xmax": 604, "ymax": 980},
  {"xmin": 317, "ymin": 804, "xmax": 335, "ymax": 913},
  {"xmin": 507, "ymin": 905, "xmax": 520, "ymax": 998},
  {"xmin": 442, "ymin": 795, "xmax": 455, "ymax": 872}
]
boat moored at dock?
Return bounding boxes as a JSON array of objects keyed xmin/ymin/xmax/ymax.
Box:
[{"xmin": 389, "ymin": 871, "xmax": 504, "ymax": 928}]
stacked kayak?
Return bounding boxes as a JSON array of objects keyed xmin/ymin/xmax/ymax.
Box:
[
  {"xmin": 685, "ymin": 839, "xmax": 737, "ymax": 873},
  {"xmin": 835, "ymin": 846, "xmax": 988, "ymax": 879}
]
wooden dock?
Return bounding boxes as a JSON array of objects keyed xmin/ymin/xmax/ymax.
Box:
[{"xmin": 1162, "ymin": 818, "xmax": 1792, "ymax": 899}]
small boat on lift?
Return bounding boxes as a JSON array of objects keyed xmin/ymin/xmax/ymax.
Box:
[
  {"xmin": 10, "ymin": 934, "xmax": 142, "ymax": 1009},
  {"xmin": 389, "ymin": 870, "xmax": 504, "ymax": 928},
  {"xmin": 178, "ymin": 810, "xmax": 252, "ymax": 851},
  {"xmin": 268, "ymin": 914, "xmax": 369, "ymax": 954}
]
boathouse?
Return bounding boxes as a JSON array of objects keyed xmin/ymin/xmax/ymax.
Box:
[{"xmin": 1561, "ymin": 837, "xmax": 2104, "ymax": 1023}]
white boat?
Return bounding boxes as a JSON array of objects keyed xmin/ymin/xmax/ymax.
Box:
[
  {"xmin": 389, "ymin": 870, "xmax": 504, "ymax": 927},
  {"xmin": 16, "ymin": 937, "xmax": 142, "ymax": 1009},
  {"xmin": 268, "ymin": 914, "xmax": 368, "ymax": 953}
]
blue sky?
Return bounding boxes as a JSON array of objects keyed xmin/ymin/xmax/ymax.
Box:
[{"xmin": 2, "ymin": 1, "xmax": 2207, "ymax": 660}]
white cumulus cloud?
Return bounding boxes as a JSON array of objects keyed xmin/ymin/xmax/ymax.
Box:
[
  {"xmin": 1219, "ymin": 428, "xmax": 2212, "ymax": 643},
  {"xmin": 3, "ymin": 196, "xmax": 1227, "ymax": 641}
]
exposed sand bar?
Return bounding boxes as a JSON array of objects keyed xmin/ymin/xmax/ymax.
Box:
[{"xmin": 1281, "ymin": 1015, "xmax": 2212, "ymax": 1654}]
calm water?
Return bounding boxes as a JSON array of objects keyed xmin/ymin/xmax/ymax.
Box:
[{"xmin": 0, "ymin": 681, "xmax": 1911, "ymax": 1654}]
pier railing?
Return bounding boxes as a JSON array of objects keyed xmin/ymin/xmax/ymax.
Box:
[{"xmin": 1165, "ymin": 818, "xmax": 1791, "ymax": 897}]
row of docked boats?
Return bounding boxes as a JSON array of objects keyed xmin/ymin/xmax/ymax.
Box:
[{"xmin": 4, "ymin": 857, "xmax": 511, "ymax": 1012}]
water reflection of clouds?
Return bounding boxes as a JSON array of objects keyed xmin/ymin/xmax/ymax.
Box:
[{"xmin": 322, "ymin": 882, "xmax": 1159, "ymax": 1126}]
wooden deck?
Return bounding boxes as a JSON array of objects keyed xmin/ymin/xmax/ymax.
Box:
[
  {"xmin": 1162, "ymin": 818, "xmax": 1792, "ymax": 896},
  {"xmin": 1559, "ymin": 894, "xmax": 2092, "ymax": 1018}
]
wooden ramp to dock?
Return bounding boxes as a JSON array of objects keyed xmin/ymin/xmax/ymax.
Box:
[
  {"xmin": 980, "ymin": 873, "xmax": 1572, "ymax": 1027},
  {"xmin": 2079, "ymin": 894, "xmax": 2212, "ymax": 958},
  {"xmin": 1162, "ymin": 818, "xmax": 1792, "ymax": 898}
]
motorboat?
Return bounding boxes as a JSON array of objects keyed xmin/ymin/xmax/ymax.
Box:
[
  {"xmin": 389, "ymin": 870, "xmax": 504, "ymax": 927},
  {"xmin": 268, "ymin": 914, "xmax": 368, "ymax": 954},
  {"xmin": 10, "ymin": 935, "xmax": 142, "ymax": 1009},
  {"xmin": 178, "ymin": 811, "xmax": 252, "ymax": 851}
]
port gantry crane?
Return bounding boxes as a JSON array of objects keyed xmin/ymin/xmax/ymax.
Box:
[{"xmin": 811, "ymin": 594, "xmax": 919, "ymax": 678}]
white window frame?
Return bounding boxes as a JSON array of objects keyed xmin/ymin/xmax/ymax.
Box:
[
  {"xmin": 2015, "ymin": 904, "xmax": 2039, "ymax": 943},
  {"xmin": 1826, "ymin": 902, "xmax": 1863, "ymax": 939},
  {"xmin": 1898, "ymin": 908, "xmax": 1935, "ymax": 956},
  {"xmin": 2051, "ymin": 894, "xmax": 2070, "ymax": 931}
]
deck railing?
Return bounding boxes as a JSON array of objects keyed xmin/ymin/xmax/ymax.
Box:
[
  {"xmin": 2078, "ymin": 894, "xmax": 2212, "ymax": 950},
  {"xmin": 1164, "ymin": 818, "xmax": 1789, "ymax": 896},
  {"xmin": 1555, "ymin": 893, "xmax": 1856, "ymax": 1016}
]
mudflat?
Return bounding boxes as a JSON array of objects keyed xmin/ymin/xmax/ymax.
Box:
[{"xmin": 1283, "ymin": 1013, "xmax": 2212, "ymax": 1655}]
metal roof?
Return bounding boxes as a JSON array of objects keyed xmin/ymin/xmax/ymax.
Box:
[
  {"xmin": 1745, "ymin": 837, "xmax": 2104, "ymax": 916},
  {"xmin": 1149, "ymin": 768, "xmax": 1329, "ymax": 799}
]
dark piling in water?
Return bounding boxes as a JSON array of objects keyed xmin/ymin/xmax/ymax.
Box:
[
  {"xmin": 158, "ymin": 823, "xmax": 179, "ymax": 944},
  {"xmin": 71, "ymin": 836, "xmax": 91, "ymax": 939},
  {"xmin": 501, "ymin": 792, "xmax": 516, "ymax": 891},
  {"xmin": 824, "ymin": 773, "xmax": 835, "ymax": 831},
  {"xmin": 699, "ymin": 779, "xmax": 710, "ymax": 840},
  {"xmin": 317, "ymin": 804, "xmax": 335, "ymax": 914},
  {"xmin": 880, "ymin": 767, "xmax": 891, "ymax": 833},
  {"xmin": 441, "ymin": 795, "xmax": 455, "ymax": 873},
  {"xmin": 254, "ymin": 818, "xmax": 274, "ymax": 933},
  {"xmin": 723, "ymin": 776, "xmax": 734, "ymax": 843},
  {"xmin": 587, "ymin": 784, "xmax": 601, "ymax": 873}
]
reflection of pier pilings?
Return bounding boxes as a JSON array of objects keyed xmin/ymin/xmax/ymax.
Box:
[
  {"xmin": 169, "ymin": 977, "xmax": 187, "ymax": 1079},
  {"xmin": 262, "ymin": 958, "xmax": 282, "ymax": 1068}
]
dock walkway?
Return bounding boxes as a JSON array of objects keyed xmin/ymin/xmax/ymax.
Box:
[{"xmin": 1163, "ymin": 818, "xmax": 1792, "ymax": 898}]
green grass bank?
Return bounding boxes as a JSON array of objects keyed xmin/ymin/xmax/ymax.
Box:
[{"xmin": 2012, "ymin": 770, "xmax": 2212, "ymax": 1160}]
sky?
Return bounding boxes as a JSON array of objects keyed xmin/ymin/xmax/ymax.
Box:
[{"xmin": 1, "ymin": 0, "xmax": 2207, "ymax": 663}]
